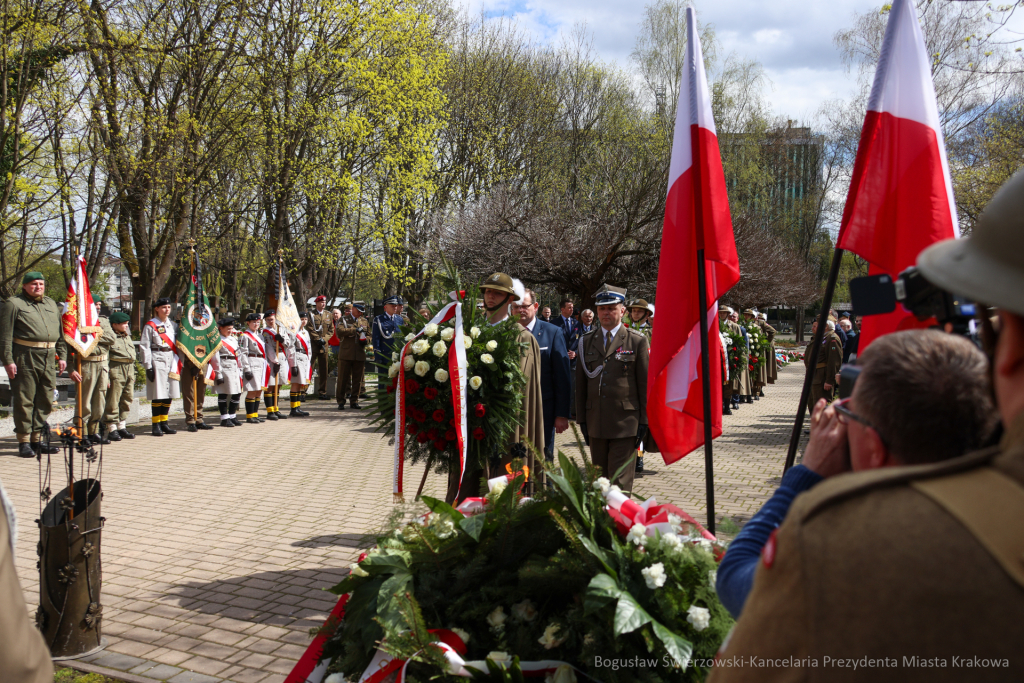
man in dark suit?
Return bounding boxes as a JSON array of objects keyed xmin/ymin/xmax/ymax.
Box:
[
  {"xmin": 552, "ymin": 298, "xmax": 582, "ymax": 419},
  {"xmin": 516, "ymin": 288, "xmax": 571, "ymax": 460}
]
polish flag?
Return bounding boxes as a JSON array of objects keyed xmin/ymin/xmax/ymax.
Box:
[
  {"xmin": 648, "ymin": 7, "xmax": 740, "ymax": 465},
  {"xmin": 836, "ymin": 0, "xmax": 957, "ymax": 350},
  {"xmin": 62, "ymin": 255, "xmax": 104, "ymax": 357}
]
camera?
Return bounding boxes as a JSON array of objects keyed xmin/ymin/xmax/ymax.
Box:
[{"xmin": 849, "ymin": 266, "xmax": 977, "ymax": 335}]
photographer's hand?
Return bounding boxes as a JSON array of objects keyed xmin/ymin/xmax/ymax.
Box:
[{"xmin": 802, "ymin": 398, "xmax": 850, "ymax": 478}]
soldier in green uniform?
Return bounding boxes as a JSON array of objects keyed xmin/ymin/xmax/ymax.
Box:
[
  {"xmin": 103, "ymin": 311, "xmax": 137, "ymax": 441},
  {"xmin": 69, "ymin": 314, "xmax": 115, "ymax": 444},
  {"xmin": 335, "ymin": 302, "xmax": 370, "ymax": 409},
  {"xmin": 760, "ymin": 312, "xmax": 778, "ymax": 386},
  {"xmin": 803, "ymin": 318, "xmax": 843, "ymax": 410},
  {"xmin": 0, "ymin": 272, "xmax": 67, "ymax": 457},
  {"xmin": 308, "ymin": 295, "xmax": 333, "ymax": 399}
]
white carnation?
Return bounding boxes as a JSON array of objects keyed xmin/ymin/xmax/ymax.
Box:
[
  {"xmin": 411, "ymin": 339, "xmax": 430, "ymax": 355},
  {"xmin": 686, "ymin": 605, "xmax": 711, "ymax": 631},
  {"xmin": 423, "ymin": 323, "xmax": 439, "ymax": 337},
  {"xmin": 486, "ymin": 340, "xmax": 498, "ymax": 351},
  {"xmin": 469, "ymin": 376, "xmax": 483, "ymax": 390},
  {"xmin": 480, "ymin": 353, "xmax": 494, "ymax": 365},
  {"xmin": 698, "ymin": 538, "xmax": 714, "ymax": 553},
  {"xmin": 434, "ymin": 368, "xmax": 449, "ymax": 383},
  {"xmin": 512, "ymin": 598, "xmax": 538, "ymax": 622},
  {"xmin": 432, "ymin": 340, "xmax": 447, "ymax": 357},
  {"xmin": 593, "ymin": 477, "xmax": 611, "ymax": 494},
  {"xmin": 388, "ymin": 363, "xmax": 400, "ymax": 378},
  {"xmin": 667, "ymin": 513, "xmax": 683, "ymax": 534},
  {"xmin": 660, "ymin": 532, "xmax": 683, "ymax": 551},
  {"xmin": 463, "ymin": 335, "xmax": 473, "ymax": 349},
  {"xmin": 414, "ymin": 360, "xmax": 430, "ymax": 377},
  {"xmin": 441, "ymin": 327, "xmax": 455, "ymax": 341},
  {"xmin": 403, "ymin": 355, "xmax": 415, "ymax": 371},
  {"xmin": 537, "ymin": 623, "xmax": 566, "ymax": 650},
  {"xmin": 349, "ymin": 562, "xmax": 369, "ymax": 578},
  {"xmin": 470, "ymin": 326, "xmax": 481, "ymax": 338},
  {"xmin": 641, "ymin": 562, "xmax": 667, "ymax": 589},
  {"xmin": 433, "ymin": 516, "xmax": 455, "ymax": 539},
  {"xmin": 545, "ymin": 664, "xmax": 577, "ymax": 683},
  {"xmin": 626, "ymin": 523, "xmax": 648, "ymax": 547},
  {"xmin": 486, "ymin": 606, "xmax": 507, "ymax": 629}
]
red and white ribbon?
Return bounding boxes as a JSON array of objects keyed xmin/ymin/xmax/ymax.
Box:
[
  {"xmin": 394, "ymin": 294, "xmax": 468, "ymax": 501},
  {"xmin": 603, "ymin": 488, "xmax": 716, "ymax": 542}
]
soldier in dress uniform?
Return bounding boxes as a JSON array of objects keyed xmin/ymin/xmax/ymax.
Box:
[
  {"xmin": 69, "ymin": 313, "xmax": 114, "ymax": 444},
  {"xmin": 103, "ymin": 311, "xmax": 137, "ymax": 441},
  {"xmin": 210, "ymin": 317, "xmax": 244, "ymax": 428},
  {"xmin": 261, "ymin": 308, "xmax": 294, "ymax": 420},
  {"xmin": 575, "ymin": 284, "xmax": 649, "ymax": 492},
  {"xmin": 140, "ymin": 298, "xmax": 180, "ymax": 437},
  {"xmin": 803, "ymin": 318, "xmax": 842, "ymax": 410},
  {"xmin": 288, "ymin": 311, "xmax": 312, "ymax": 417},
  {"xmin": 373, "ymin": 295, "xmax": 402, "ymax": 393},
  {"xmin": 396, "ymin": 297, "xmax": 411, "ymax": 325},
  {"xmin": 626, "ymin": 298, "xmax": 653, "ymax": 336},
  {"xmin": 335, "ymin": 302, "xmax": 370, "ymax": 409},
  {"xmin": 729, "ymin": 310, "xmax": 753, "ymax": 404},
  {"xmin": 742, "ymin": 309, "xmax": 767, "ymax": 400},
  {"xmin": 239, "ymin": 312, "xmax": 267, "ymax": 424},
  {"xmin": 719, "ymin": 306, "xmax": 743, "ymax": 414},
  {"xmin": 0, "ymin": 271, "xmax": 67, "ymax": 457},
  {"xmin": 308, "ymin": 295, "xmax": 333, "ymax": 399},
  {"xmin": 760, "ymin": 312, "xmax": 779, "ymax": 386}
]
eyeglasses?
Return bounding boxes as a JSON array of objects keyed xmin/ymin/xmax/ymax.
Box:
[{"xmin": 832, "ymin": 398, "xmax": 875, "ymax": 430}]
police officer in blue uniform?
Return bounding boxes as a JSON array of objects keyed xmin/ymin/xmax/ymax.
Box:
[{"xmin": 372, "ymin": 295, "xmax": 402, "ymax": 392}]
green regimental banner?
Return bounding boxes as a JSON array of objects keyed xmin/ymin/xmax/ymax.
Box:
[{"xmin": 176, "ymin": 248, "xmax": 222, "ymax": 367}]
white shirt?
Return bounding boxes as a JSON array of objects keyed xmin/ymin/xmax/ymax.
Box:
[
  {"xmin": 601, "ymin": 323, "xmax": 622, "ymax": 348},
  {"xmin": 525, "ymin": 317, "xmax": 537, "ymax": 332}
]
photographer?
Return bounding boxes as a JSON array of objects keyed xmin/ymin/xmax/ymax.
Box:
[
  {"xmin": 715, "ymin": 330, "xmax": 997, "ymax": 618},
  {"xmin": 710, "ymin": 169, "xmax": 1024, "ymax": 682}
]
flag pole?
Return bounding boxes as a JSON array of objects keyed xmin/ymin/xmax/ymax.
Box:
[
  {"xmin": 695, "ymin": 249, "xmax": 716, "ymax": 536},
  {"xmin": 784, "ymin": 246, "xmax": 844, "ymax": 472}
]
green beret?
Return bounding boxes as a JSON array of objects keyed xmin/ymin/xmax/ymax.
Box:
[
  {"xmin": 22, "ymin": 271, "xmax": 44, "ymax": 284},
  {"xmin": 110, "ymin": 312, "xmax": 130, "ymax": 324}
]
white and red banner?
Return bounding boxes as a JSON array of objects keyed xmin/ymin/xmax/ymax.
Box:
[
  {"xmin": 393, "ymin": 294, "xmax": 468, "ymax": 502},
  {"xmin": 836, "ymin": 0, "xmax": 958, "ymax": 351},
  {"xmin": 62, "ymin": 255, "xmax": 103, "ymax": 357},
  {"xmin": 647, "ymin": 7, "xmax": 740, "ymax": 465}
]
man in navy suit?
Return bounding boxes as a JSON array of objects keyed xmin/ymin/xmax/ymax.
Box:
[
  {"xmin": 516, "ymin": 289, "xmax": 571, "ymax": 460},
  {"xmin": 552, "ymin": 298, "xmax": 581, "ymax": 419}
]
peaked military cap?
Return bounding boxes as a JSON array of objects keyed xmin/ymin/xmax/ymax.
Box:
[
  {"xmin": 396, "ymin": 296, "xmax": 406, "ymax": 305},
  {"xmin": 153, "ymin": 297, "xmax": 171, "ymax": 308},
  {"xmin": 594, "ymin": 284, "xmax": 626, "ymax": 306},
  {"xmin": 383, "ymin": 295, "xmax": 400, "ymax": 306},
  {"xmin": 839, "ymin": 311, "xmax": 851, "ymax": 318},
  {"xmin": 110, "ymin": 311, "xmax": 130, "ymax": 324},
  {"xmin": 246, "ymin": 312, "xmax": 261, "ymax": 322},
  {"xmin": 218, "ymin": 316, "xmax": 236, "ymax": 328},
  {"xmin": 22, "ymin": 271, "xmax": 44, "ymax": 284},
  {"xmin": 353, "ymin": 303, "xmax": 366, "ymax": 312},
  {"xmin": 480, "ymin": 272, "xmax": 520, "ymax": 300}
]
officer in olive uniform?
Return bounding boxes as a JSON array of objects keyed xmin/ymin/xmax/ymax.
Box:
[
  {"xmin": 719, "ymin": 306, "xmax": 744, "ymax": 413},
  {"xmin": 308, "ymin": 295, "xmax": 333, "ymax": 399},
  {"xmin": 103, "ymin": 311, "xmax": 137, "ymax": 441},
  {"xmin": 575, "ymin": 284, "xmax": 649, "ymax": 492},
  {"xmin": 0, "ymin": 272, "xmax": 67, "ymax": 457},
  {"xmin": 803, "ymin": 318, "xmax": 843, "ymax": 410},
  {"xmin": 336, "ymin": 302, "xmax": 370, "ymax": 409},
  {"xmin": 759, "ymin": 312, "xmax": 779, "ymax": 386},
  {"xmin": 70, "ymin": 314, "xmax": 115, "ymax": 444},
  {"xmin": 373, "ymin": 295, "xmax": 402, "ymax": 393}
]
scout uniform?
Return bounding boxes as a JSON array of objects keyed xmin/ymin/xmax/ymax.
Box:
[
  {"xmin": 372, "ymin": 295, "xmax": 402, "ymax": 393},
  {"xmin": 803, "ymin": 321, "xmax": 843, "ymax": 410},
  {"xmin": 308, "ymin": 296, "xmax": 333, "ymax": 399},
  {"xmin": 0, "ymin": 272, "xmax": 67, "ymax": 456},
  {"xmin": 139, "ymin": 298, "xmax": 180, "ymax": 436},
  {"xmin": 575, "ymin": 285, "xmax": 649, "ymax": 492},
  {"xmin": 288, "ymin": 312, "xmax": 312, "ymax": 417},
  {"xmin": 210, "ymin": 318, "xmax": 243, "ymax": 427},
  {"xmin": 76, "ymin": 315, "xmax": 115, "ymax": 444},
  {"xmin": 239, "ymin": 313, "xmax": 268, "ymax": 423},
  {"xmin": 335, "ymin": 304, "xmax": 370, "ymax": 409},
  {"xmin": 261, "ymin": 310, "xmax": 294, "ymax": 419},
  {"xmin": 103, "ymin": 311, "xmax": 137, "ymax": 441}
]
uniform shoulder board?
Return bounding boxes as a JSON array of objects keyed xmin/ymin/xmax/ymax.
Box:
[{"xmin": 581, "ymin": 327, "xmax": 600, "ymax": 339}]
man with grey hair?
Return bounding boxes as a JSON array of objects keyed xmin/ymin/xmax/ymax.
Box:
[
  {"xmin": 516, "ymin": 288, "xmax": 571, "ymax": 461},
  {"xmin": 579, "ymin": 309, "xmax": 595, "ymax": 333}
]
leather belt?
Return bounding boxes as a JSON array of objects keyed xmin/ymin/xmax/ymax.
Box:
[
  {"xmin": 110, "ymin": 359, "xmax": 134, "ymax": 364},
  {"xmin": 816, "ymin": 363, "xmax": 827, "ymax": 369},
  {"xmin": 83, "ymin": 355, "xmax": 108, "ymax": 363},
  {"xmin": 247, "ymin": 353, "xmax": 263, "ymax": 357},
  {"xmin": 151, "ymin": 345, "xmax": 172, "ymax": 352},
  {"xmin": 14, "ymin": 338, "xmax": 55, "ymax": 349}
]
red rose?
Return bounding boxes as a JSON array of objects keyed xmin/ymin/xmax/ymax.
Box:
[
  {"xmin": 472, "ymin": 427, "xmax": 486, "ymax": 440},
  {"xmin": 424, "ymin": 387, "xmax": 438, "ymax": 400},
  {"xmin": 426, "ymin": 428, "xmax": 438, "ymax": 440},
  {"xmin": 406, "ymin": 380, "xmax": 420, "ymax": 394},
  {"xmin": 457, "ymin": 290, "xmax": 466, "ymax": 300},
  {"xmin": 473, "ymin": 403, "xmax": 486, "ymax": 417},
  {"xmin": 433, "ymin": 409, "xmax": 446, "ymax": 422},
  {"xmin": 387, "ymin": 385, "xmax": 394, "ymax": 394},
  {"xmin": 445, "ymin": 428, "xmax": 457, "ymax": 440},
  {"xmin": 407, "ymin": 423, "xmax": 419, "ymax": 435},
  {"xmin": 416, "ymin": 432, "xmax": 429, "ymax": 443},
  {"xmin": 413, "ymin": 409, "xmax": 427, "ymax": 422},
  {"xmin": 433, "ymin": 439, "xmax": 447, "ymax": 450}
]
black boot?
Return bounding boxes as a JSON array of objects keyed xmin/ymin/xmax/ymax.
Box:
[
  {"xmin": 337, "ymin": 404, "xmax": 345, "ymax": 410},
  {"xmin": 93, "ymin": 431, "xmax": 111, "ymax": 445},
  {"xmin": 246, "ymin": 416, "xmax": 261, "ymax": 424},
  {"xmin": 160, "ymin": 422, "xmax": 177, "ymax": 434},
  {"xmin": 33, "ymin": 441, "xmax": 58, "ymax": 455},
  {"xmin": 119, "ymin": 429, "xmax": 135, "ymax": 440},
  {"xmin": 18, "ymin": 443, "xmax": 36, "ymax": 458},
  {"xmin": 220, "ymin": 418, "xmax": 235, "ymax": 428},
  {"xmin": 317, "ymin": 393, "xmax": 328, "ymax": 400},
  {"xmin": 723, "ymin": 403, "xmax": 733, "ymax": 415},
  {"xmin": 267, "ymin": 412, "xmax": 279, "ymax": 421},
  {"xmin": 276, "ymin": 410, "xmax": 288, "ymax": 419},
  {"xmin": 108, "ymin": 429, "xmax": 123, "ymax": 442},
  {"xmin": 198, "ymin": 422, "xmax": 214, "ymax": 430},
  {"xmin": 636, "ymin": 456, "xmax": 644, "ymax": 473},
  {"xmin": 289, "ymin": 408, "xmax": 305, "ymax": 417},
  {"xmin": 152, "ymin": 424, "xmax": 164, "ymax": 437},
  {"xmin": 231, "ymin": 417, "xmax": 243, "ymax": 426},
  {"xmin": 187, "ymin": 423, "xmax": 198, "ymax": 432},
  {"xmin": 88, "ymin": 433, "xmax": 102, "ymax": 445}
]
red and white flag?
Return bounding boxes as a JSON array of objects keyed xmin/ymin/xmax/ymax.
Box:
[
  {"xmin": 648, "ymin": 7, "xmax": 740, "ymax": 465},
  {"xmin": 62, "ymin": 255, "xmax": 103, "ymax": 357},
  {"xmin": 837, "ymin": 0, "xmax": 957, "ymax": 350}
]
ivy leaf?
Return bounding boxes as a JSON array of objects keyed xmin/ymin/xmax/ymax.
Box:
[
  {"xmin": 652, "ymin": 621, "xmax": 694, "ymax": 670},
  {"xmin": 459, "ymin": 512, "xmax": 487, "ymax": 541},
  {"xmin": 613, "ymin": 589, "xmax": 653, "ymax": 636},
  {"xmin": 420, "ymin": 496, "xmax": 465, "ymax": 521}
]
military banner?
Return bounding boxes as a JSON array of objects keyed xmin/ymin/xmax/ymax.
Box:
[
  {"xmin": 62, "ymin": 254, "xmax": 104, "ymax": 356},
  {"xmin": 176, "ymin": 247, "xmax": 222, "ymax": 367},
  {"xmin": 274, "ymin": 259, "xmax": 302, "ymax": 336}
]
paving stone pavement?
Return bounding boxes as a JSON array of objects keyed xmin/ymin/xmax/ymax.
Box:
[{"xmin": 1, "ymin": 364, "xmax": 808, "ymax": 682}]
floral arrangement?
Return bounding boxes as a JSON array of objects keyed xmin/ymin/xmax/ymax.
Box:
[
  {"xmin": 746, "ymin": 324, "xmax": 770, "ymax": 375},
  {"xmin": 719, "ymin": 320, "xmax": 747, "ymax": 379},
  {"xmin": 372, "ymin": 265, "xmax": 528, "ymax": 485},
  {"xmin": 318, "ymin": 446, "xmax": 733, "ymax": 683}
]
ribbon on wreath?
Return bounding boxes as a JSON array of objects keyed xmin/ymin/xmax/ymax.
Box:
[
  {"xmin": 603, "ymin": 488, "xmax": 716, "ymax": 542},
  {"xmin": 394, "ymin": 293, "xmax": 468, "ymax": 502}
]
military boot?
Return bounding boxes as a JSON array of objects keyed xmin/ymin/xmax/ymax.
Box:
[
  {"xmin": 18, "ymin": 443, "xmax": 36, "ymax": 458},
  {"xmin": 108, "ymin": 428, "xmax": 123, "ymax": 442},
  {"xmin": 118, "ymin": 429, "xmax": 135, "ymax": 440},
  {"xmin": 160, "ymin": 422, "xmax": 177, "ymax": 434},
  {"xmin": 152, "ymin": 424, "xmax": 164, "ymax": 437}
]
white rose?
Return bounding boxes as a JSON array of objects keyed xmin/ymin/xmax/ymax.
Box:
[
  {"xmin": 470, "ymin": 376, "xmax": 483, "ymax": 390},
  {"xmin": 434, "ymin": 368, "xmax": 449, "ymax": 383},
  {"xmin": 470, "ymin": 326, "xmax": 481, "ymax": 338},
  {"xmin": 403, "ymin": 355, "xmax": 415, "ymax": 371},
  {"xmin": 412, "ymin": 339, "xmax": 430, "ymax": 355},
  {"xmin": 405, "ymin": 332, "xmax": 416, "ymax": 342},
  {"xmin": 545, "ymin": 664, "xmax": 577, "ymax": 683},
  {"xmin": 486, "ymin": 606, "xmax": 507, "ymax": 629},
  {"xmin": 463, "ymin": 335, "xmax": 473, "ymax": 349},
  {"xmin": 641, "ymin": 562, "xmax": 667, "ymax": 589},
  {"xmin": 626, "ymin": 523, "xmax": 648, "ymax": 547},
  {"xmin": 441, "ymin": 327, "xmax": 455, "ymax": 341},
  {"xmin": 486, "ymin": 340, "xmax": 498, "ymax": 351},
  {"xmin": 480, "ymin": 353, "xmax": 494, "ymax": 365},
  {"xmin": 392, "ymin": 351, "xmax": 399, "ymax": 361},
  {"xmin": 325, "ymin": 674, "xmax": 346, "ymax": 683},
  {"xmin": 450, "ymin": 627, "xmax": 470, "ymax": 644},
  {"xmin": 349, "ymin": 562, "xmax": 369, "ymax": 578},
  {"xmin": 423, "ymin": 323, "xmax": 439, "ymax": 337},
  {"xmin": 512, "ymin": 598, "xmax": 538, "ymax": 622},
  {"xmin": 660, "ymin": 532, "xmax": 683, "ymax": 551},
  {"xmin": 537, "ymin": 623, "xmax": 566, "ymax": 649},
  {"xmin": 489, "ymin": 480, "xmax": 507, "ymax": 496},
  {"xmin": 592, "ymin": 477, "xmax": 611, "ymax": 494},
  {"xmin": 686, "ymin": 605, "xmax": 711, "ymax": 631},
  {"xmin": 432, "ymin": 341, "xmax": 447, "ymax": 357},
  {"xmin": 608, "ymin": 484, "xmax": 622, "ymax": 495},
  {"xmin": 388, "ymin": 363, "xmax": 400, "ymax": 378},
  {"xmin": 487, "ymin": 651, "xmax": 511, "ymax": 666},
  {"xmin": 414, "ymin": 360, "xmax": 430, "ymax": 377}
]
